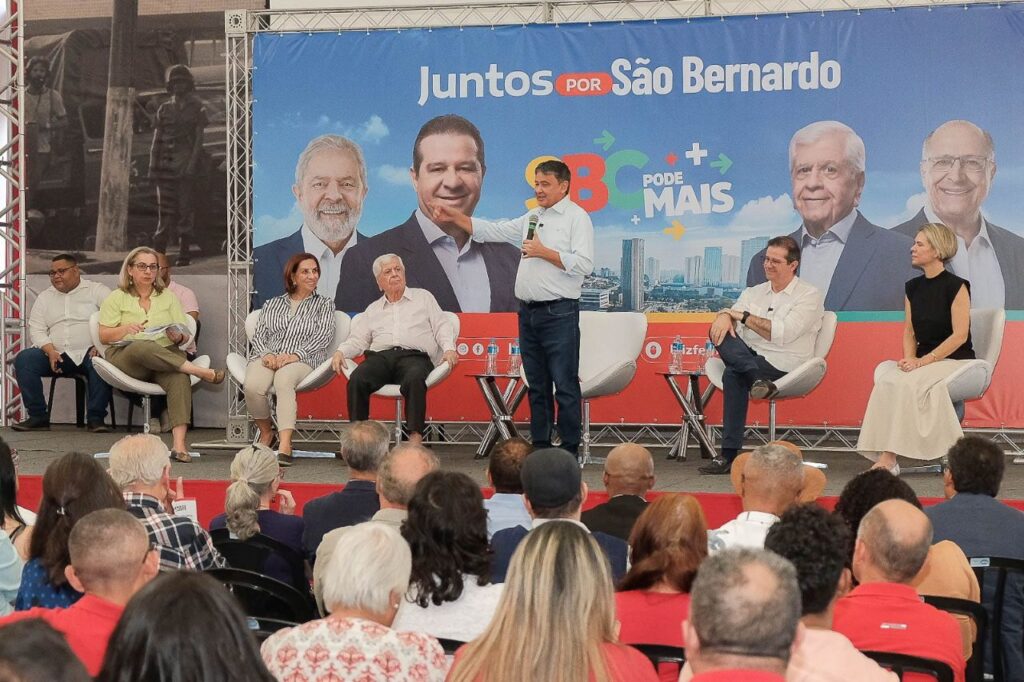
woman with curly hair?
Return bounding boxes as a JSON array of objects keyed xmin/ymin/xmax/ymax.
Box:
[{"xmin": 392, "ymin": 470, "xmax": 501, "ymax": 642}]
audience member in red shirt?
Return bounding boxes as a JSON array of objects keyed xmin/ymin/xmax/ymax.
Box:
[
  {"xmin": 684, "ymin": 548, "xmax": 801, "ymax": 682},
  {"xmin": 448, "ymin": 521, "xmax": 657, "ymax": 682},
  {"xmin": 616, "ymin": 494, "xmax": 707, "ymax": 682},
  {"xmin": 0, "ymin": 508, "xmax": 159, "ymax": 675},
  {"xmin": 833, "ymin": 499, "xmax": 965, "ymax": 682}
]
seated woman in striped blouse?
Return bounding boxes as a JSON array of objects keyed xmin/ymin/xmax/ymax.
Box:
[{"xmin": 246, "ymin": 252, "xmax": 335, "ymax": 466}]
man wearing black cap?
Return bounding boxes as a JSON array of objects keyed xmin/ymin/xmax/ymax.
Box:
[{"xmin": 489, "ymin": 448, "xmax": 627, "ymax": 582}]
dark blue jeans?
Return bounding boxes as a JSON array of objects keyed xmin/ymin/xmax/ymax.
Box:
[
  {"xmin": 14, "ymin": 348, "xmax": 111, "ymax": 422},
  {"xmin": 519, "ymin": 298, "xmax": 582, "ymax": 455},
  {"xmin": 715, "ymin": 333, "xmax": 785, "ymax": 456}
]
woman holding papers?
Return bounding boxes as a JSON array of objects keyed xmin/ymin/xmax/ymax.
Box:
[
  {"xmin": 245, "ymin": 252, "xmax": 334, "ymax": 466},
  {"xmin": 98, "ymin": 247, "xmax": 223, "ymax": 462}
]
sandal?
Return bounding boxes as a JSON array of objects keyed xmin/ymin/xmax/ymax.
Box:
[
  {"xmin": 277, "ymin": 451, "xmax": 294, "ymax": 468},
  {"xmin": 171, "ymin": 450, "xmax": 193, "ymax": 463}
]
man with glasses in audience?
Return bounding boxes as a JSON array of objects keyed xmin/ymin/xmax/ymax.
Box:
[
  {"xmin": 701, "ymin": 236, "xmax": 824, "ymax": 475},
  {"xmin": 13, "ymin": 254, "xmax": 112, "ymax": 432},
  {"xmin": 746, "ymin": 120, "xmax": 915, "ymax": 311},
  {"xmin": 893, "ymin": 120, "xmax": 1023, "ymax": 309}
]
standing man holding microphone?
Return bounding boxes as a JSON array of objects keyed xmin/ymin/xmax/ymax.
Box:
[{"xmin": 432, "ymin": 159, "xmax": 594, "ymax": 459}]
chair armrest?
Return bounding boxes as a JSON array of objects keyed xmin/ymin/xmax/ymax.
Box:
[
  {"xmin": 295, "ymin": 359, "xmax": 339, "ymax": 392},
  {"xmin": 581, "ymin": 361, "xmax": 638, "ymax": 398},
  {"xmin": 772, "ymin": 358, "xmax": 826, "ymax": 399},
  {"xmin": 226, "ymin": 353, "xmax": 248, "ymax": 386},
  {"xmin": 943, "ymin": 359, "xmax": 993, "ymax": 403}
]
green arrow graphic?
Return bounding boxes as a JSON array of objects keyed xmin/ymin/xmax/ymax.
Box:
[
  {"xmin": 710, "ymin": 153, "xmax": 733, "ymax": 175},
  {"xmin": 593, "ymin": 130, "xmax": 615, "ymax": 151}
]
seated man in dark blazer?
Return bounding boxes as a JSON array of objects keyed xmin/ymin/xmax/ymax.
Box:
[
  {"xmin": 253, "ymin": 134, "xmax": 368, "ymax": 308},
  {"xmin": 490, "ymin": 448, "xmax": 628, "ymax": 583},
  {"xmin": 336, "ymin": 114, "xmax": 519, "ymax": 313},
  {"xmin": 581, "ymin": 443, "xmax": 654, "ymax": 542},
  {"xmin": 746, "ymin": 120, "xmax": 915, "ymax": 311}
]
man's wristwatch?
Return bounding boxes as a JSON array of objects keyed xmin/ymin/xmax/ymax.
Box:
[{"xmin": 740, "ymin": 311, "xmax": 751, "ymax": 325}]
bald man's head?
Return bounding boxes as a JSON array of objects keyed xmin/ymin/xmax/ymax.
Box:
[
  {"xmin": 856, "ymin": 499, "xmax": 933, "ymax": 584},
  {"xmin": 377, "ymin": 444, "xmax": 440, "ymax": 507},
  {"xmin": 603, "ymin": 443, "xmax": 655, "ymax": 496},
  {"xmin": 740, "ymin": 444, "xmax": 804, "ymax": 516}
]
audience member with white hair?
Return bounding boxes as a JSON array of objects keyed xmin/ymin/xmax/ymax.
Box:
[
  {"xmin": 261, "ymin": 522, "xmax": 447, "ymax": 681},
  {"xmin": 833, "ymin": 499, "xmax": 966, "ymax": 682},
  {"xmin": 683, "ymin": 548, "xmax": 803, "ymax": 681},
  {"xmin": 708, "ymin": 443, "xmax": 806, "ymax": 552},
  {"xmin": 209, "ymin": 444, "xmax": 302, "ymax": 584},
  {"xmin": 107, "ymin": 434, "xmax": 224, "ymax": 572}
]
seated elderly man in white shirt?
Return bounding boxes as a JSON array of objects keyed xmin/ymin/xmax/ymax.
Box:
[
  {"xmin": 701, "ymin": 236, "xmax": 824, "ymax": 475},
  {"xmin": 331, "ymin": 253, "xmax": 457, "ymax": 444},
  {"xmin": 13, "ymin": 254, "xmax": 112, "ymax": 432}
]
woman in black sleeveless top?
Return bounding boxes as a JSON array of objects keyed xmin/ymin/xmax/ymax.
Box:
[{"xmin": 856, "ymin": 223, "xmax": 974, "ymax": 473}]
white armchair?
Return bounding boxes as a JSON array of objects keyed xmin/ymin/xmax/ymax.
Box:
[
  {"xmin": 89, "ymin": 312, "xmax": 209, "ymax": 433},
  {"xmin": 518, "ymin": 311, "xmax": 648, "ymax": 465},
  {"xmin": 226, "ymin": 310, "xmax": 352, "ymax": 435},
  {"xmin": 705, "ymin": 311, "xmax": 839, "ymax": 445},
  {"xmin": 872, "ymin": 307, "xmax": 1005, "ymax": 474},
  {"xmin": 340, "ymin": 312, "xmax": 460, "ymax": 444}
]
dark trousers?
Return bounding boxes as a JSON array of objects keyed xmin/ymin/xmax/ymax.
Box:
[
  {"xmin": 14, "ymin": 348, "xmax": 111, "ymax": 422},
  {"xmin": 519, "ymin": 298, "xmax": 582, "ymax": 455},
  {"xmin": 715, "ymin": 333, "xmax": 786, "ymax": 456},
  {"xmin": 347, "ymin": 349, "xmax": 433, "ymax": 435},
  {"xmin": 153, "ymin": 175, "xmax": 197, "ymax": 249}
]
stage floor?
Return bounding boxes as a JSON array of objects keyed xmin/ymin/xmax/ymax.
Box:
[{"xmin": 6, "ymin": 425, "xmax": 1024, "ymax": 501}]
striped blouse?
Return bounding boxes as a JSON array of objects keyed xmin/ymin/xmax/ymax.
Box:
[{"xmin": 249, "ymin": 293, "xmax": 335, "ymax": 368}]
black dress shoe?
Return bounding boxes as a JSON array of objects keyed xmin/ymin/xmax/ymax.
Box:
[
  {"xmin": 699, "ymin": 456, "xmax": 733, "ymax": 475},
  {"xmin": 750, "ymin": 379, "xmax": 779, "ymax": 400},
  {"xmin": 277, "ymin": 452, "xmax": 294, "ymax": 468},
  {"xmin": 11, "ymin": 416, "xmax": 50, "ymax": 431},
  {"xmin": 87, "ymin": 421, "xmax": 111, "ymax": 433}
]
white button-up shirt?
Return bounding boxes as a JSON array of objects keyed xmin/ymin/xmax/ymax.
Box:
[
  {"xmin": 707, "ymin": 511, "xmax": 780, "ymax": 553},
  {"xmin": 301, "ymin": 224, "xmax": 357, "ymax": 301},
  {"xmin": 798, "ymin": 209, "xmax": 858, "ymax": 295},
  {"xmin": 471, "ymin": 195, "xmax": 594, "ymax": 302},
  {"xmin": 29, "ymin": 279, "xmax": 111, "ymax": 365},
  {"xmin": 924, "ymin": 205, "xmax": 1005, "ymax": 310},
  {"xmin": 416, "ymin": 209, "xmax": 491, "ymax": 313},
  {"xmin": 731, "ymin": 276, "xmax": 825, "ymax": 372},
  {"xmin": 338, "ymin": 287, "xmax": 456, "ymax": 366}
]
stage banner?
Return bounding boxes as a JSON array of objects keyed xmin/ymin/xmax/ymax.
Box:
[{"xmin": 251, "ymin": 5, "xmax": 1024, "ymax": 428}]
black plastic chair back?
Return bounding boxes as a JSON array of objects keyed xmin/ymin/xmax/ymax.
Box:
[
  {"xmin": 208, "ymin": 567, "xmax": 316, "ymax": 623},
  {"xmin": 211, "ymin": 528, "xmax": 307, "ymax": 593},
  {"xmin": 862, "ymin": 651, "xmax": 954, "ymax": 682},
  {"xmin": 631, "ymin": 643, "xmax": 686, "ymax": 678},
  {"xmin": 922, "ymin": 595, "xmax": 987, "ymax": 682},
  {"xmin": 246, "ymin": 616, "xmax": 299, "ymax": 643},
  {"xmin": 969, "ymin": 555, "xmax": 1024, "ymax": 682},
  {"xmin": 436, "ymin": 638, "xmax": 466, "ymax": 656}
]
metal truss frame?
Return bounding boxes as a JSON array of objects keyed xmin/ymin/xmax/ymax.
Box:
[
  {"xmin": 222, "ymin": 0, "xmax": 1017, "ymax": 449},
  {"xmin": 0, "ymin": 1, "xmax": 23, "ymax": 427}
]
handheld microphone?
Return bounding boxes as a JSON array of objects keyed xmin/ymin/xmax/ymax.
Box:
[{"xmin": 526, "ymin": 214, "xmax": 539, "ymax": 240}]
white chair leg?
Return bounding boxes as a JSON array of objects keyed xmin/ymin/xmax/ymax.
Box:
[
  {"xmin": 394, "ymin": 400, "xmax": 403, "ymax": 444},
  {"xmin": 580, "ymin": 400, "xmax": 591, "ymax": 465},
  {"xmin": 142, "ymin": 397, "xmax": 152, "ymax": 434},
  {"xmin": 768, "ymin": 400, "xmax": 777, "ymax": 442}
]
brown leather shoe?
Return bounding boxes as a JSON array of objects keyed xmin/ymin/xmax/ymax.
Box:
[
  {"xmin": 277, "ymin": 451, "xmax": 294, "ymax": 467},
  {"xmin": 170, "ymin": 450, "xmax": 193, "ymax": 463}
]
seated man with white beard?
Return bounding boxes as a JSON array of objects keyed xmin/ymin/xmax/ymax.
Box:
[{"xmin": 252, "ymin": 134, "xmax": 368, "ymax": 307}]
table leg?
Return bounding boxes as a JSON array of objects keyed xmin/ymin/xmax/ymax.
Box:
[{"xmin": 666, "ymin": 375, "xmax": 717, "ymax": 461}]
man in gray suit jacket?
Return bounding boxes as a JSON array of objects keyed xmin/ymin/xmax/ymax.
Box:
[
  {"xmin": 892, "ymin": 120, "xmax": 1024, "ymax": 310},
  {"xmin": 746, "ymin": 121, "xmax": 915, "ymax": 311},
  {"xmin": 253, "ymin": 134, "xmax": 368, "ymax": 308},
  {"xmin": 336, "ymin": 114, "xmax": 519, "ymax": 313}
]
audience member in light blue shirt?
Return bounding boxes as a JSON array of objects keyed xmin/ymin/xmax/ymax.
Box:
[
  {"xmin": 483, "ymin": 437, "xmax": 533, "ymax": 539},
  {"xmin": 0, "ymin": 533, "xmax": 23, "ymax": 616}
]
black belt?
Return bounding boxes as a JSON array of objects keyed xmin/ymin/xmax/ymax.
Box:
[{"xmin": 521, "ymin": 297, "xmax": 577, "ymax": 309}]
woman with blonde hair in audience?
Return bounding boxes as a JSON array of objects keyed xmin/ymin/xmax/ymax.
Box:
[
  {"xmin": 616, "ymin": 494, "xmax": 707, "ymax": 681},
  {"xmin": 208, "ymin": 444, "xmax": 303, "ymax": 585},
  {"xmin": 261, "ymin": 522, "xmax": 447, "ymax": 681},
  {"xmin": 448, "ymin": 521, "xmax": 657, "ymax": 682},
  {"xmin": 98, "ymin": 246, "xmax": 224, "ymax": 462}
]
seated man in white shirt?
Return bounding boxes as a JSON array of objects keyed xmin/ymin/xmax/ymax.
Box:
[
  {"xmin": 701, "ymin": 236, "xmax": 824, "ymax": 475},
  {"xmin": 13, "ymin": 254, "xmax": 112, "ymax": 432},
  {"xmin": 708, "ymin": 443, "xmax": 805, "ymax": 552},
  {"xmin": 331, "ymin": 253, "xmax": 457, "ymax": 444}
]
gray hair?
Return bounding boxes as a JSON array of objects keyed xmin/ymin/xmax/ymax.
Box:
[
  {"xmin": 789, "ymin": 120, "xmax": 866, "ymax": 174},
  {"xmin": 921, "ymin": 119, "xmax": 995, "ymax": 162},
  {"xmin": 108, "ymin": 434, "xmax": 170, "ymax": 489},
  {"xmin": 378, "ymin": 443, "xmax": 439, "ymax": 507},
  {"xmin": 748, "ymin": 443, "xmax": 804, "ymax": 488},
  {"xmin": 340, "ymin": 421, "xmax": 390, "ymax": 473},
  {"xmin": 690, "ymin": 548, "xmax": 802, "ymax": 662},
  {"xmin": 372, "ymin": 253, "xmax": 404, "ymax": 279},
  {"xmin": 858, "ymin": 502, "xmax": 933, "ymax": 583},
  {"xmin": 224, "ymin": 445, "xmax": 279, "ymax": 541},
  {"xmin": 321, "ymin": 522, "xmax": 411, "ymax": 614},
  {"xmin": 294, "ymin": 134, "xmax": 368, "ymax": 189}
]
